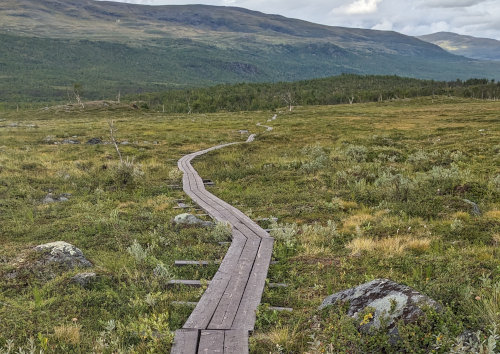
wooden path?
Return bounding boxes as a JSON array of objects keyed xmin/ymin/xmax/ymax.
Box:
[{"xmin": 171, "ymin": 130, "xmax": 274, "ymax": 353}]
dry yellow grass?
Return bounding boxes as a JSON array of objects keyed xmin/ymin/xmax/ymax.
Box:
[
  {"xmin": 253, "ymin": 326, "xmax": 297, "ymax": 349},
  {"xmin": 492, "ymin": 233, "xmax": 500, "ymax": 247},
  {"xmin": 347, "ymin": 236, "xmax": 431, "ymax": 256},
  {"xmin": 485, "ymin": 210, "xmax": 500, "ymax": 219},
  {"xmin": 451, "ymin": 211, "xmax": 470, "ymax": 220},
  {"xmin": 341, "ymin": 213, "xmax": 373, "ymax": 232},
  {"xmin": 53, "ymin": 324, "xmax": 81, "ymax": 345}
]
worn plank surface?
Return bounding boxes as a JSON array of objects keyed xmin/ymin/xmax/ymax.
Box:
[
  {"xmin": 198, "ymin": 331, "xmax": 224, "ymax": 354},
  {"xmin": 171, "ymin": 134, "xmax": 275, "ymax": 353},
  {"xmin": 171, "ymin": 329, "xmax": 199, "ymax": 354}
]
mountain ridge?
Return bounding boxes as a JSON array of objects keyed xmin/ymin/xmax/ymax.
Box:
[
  {"xmin": 418, "ymin": 32, "xmax": 500, "ymax": 61},
  {"xmin": 1, "ymin": 0, "xmax": 499, "ymax": 102}
]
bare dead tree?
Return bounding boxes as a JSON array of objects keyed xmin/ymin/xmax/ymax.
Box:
[
  {"xmin": 348, "ymin": 95, "xmax": 355, "ymax": 105},
  {"xmin": 73, "ymin": 83, "xmax": 85, "ymax": 108},
  {"xmin": 108, "ymin": 120, "xmax": 123, "ymax": 163},
  {"xmin": 281, "ymin": 91, "xmax": 295, "ymax": 112},
  {"xmin": 187, "ymin": 97, "xmax": 192, "ymax": 114},
  {"xmin": 117, "ymin": 90, "xmax": 121, "ymax": 103}
]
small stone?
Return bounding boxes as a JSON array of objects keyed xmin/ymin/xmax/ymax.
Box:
[
  {"xmin": 238, "ymin": 129, "xmax": 249, "ymax": 134},
  {"xmin": 42, "ymin": 193, "xmax": 56, "ymax": 204},
  {"xmin": 43, "ymin": 136, "xmax": 55, "ymax": 143},
  {"xmin": 71, "ymin": 272, "xmax": 97, "ymax": 287},
  {"xmin": 61, "ymin": 139, "xmax": 80, "ymax": 144},
  {"xmin": 120, "ymin": 141, "xmax": 130, "ymax": 145},
  {"xmin": 86, "ymin": 138, "xmax": 102, "ymax": 145},
  {"xmin": 173, "ymin": 213, "xmax": 213, "ymax": 227}
]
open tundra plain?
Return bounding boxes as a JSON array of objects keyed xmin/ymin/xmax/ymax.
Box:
[{"xmin": 0, "ymin": 97, "xmax": 499, "ymax": 352}]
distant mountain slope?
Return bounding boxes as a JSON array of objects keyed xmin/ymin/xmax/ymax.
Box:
[
  {"xmin": 1, "ymin": 0, "xmax": 500, "ymax": 102},
  {"xmin": 418, "ymin": 32, "xmax": 500, "ymax": 61}
]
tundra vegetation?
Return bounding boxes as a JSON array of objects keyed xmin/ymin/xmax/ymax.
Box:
[{"xmin": 0, "ymin": 96, "xmax": 499, "ymax": 352}]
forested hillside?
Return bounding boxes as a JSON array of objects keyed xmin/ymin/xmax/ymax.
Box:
[
  {"xmin": 2, "ymin": 0, "xmax": 500, "ymax": 102},
  {"xmin": 133, "ymin": 75, "xmax": 500, "ymax": 113}
]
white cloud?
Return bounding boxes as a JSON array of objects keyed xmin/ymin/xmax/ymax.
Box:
[
  {"xmin": 372, "ymin": 19, "xmax": 393, "ymax": 31},
  {"xmin": 334, "ymin": 0, "xmax": 383, "ymax": 15}
]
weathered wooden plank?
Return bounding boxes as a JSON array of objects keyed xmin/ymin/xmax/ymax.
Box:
[
  {"xmin": 208, "ymin": 235, "xmax": 261, "ymax": 329},
  {"xmin": 168, "ymin": 280, "xmax": 207, "ymax": 287},
  {"xmin": 217, "ymin": 232, "xmax": 247, "ymax": 272},
  {"xmin": 232, "ymin": 237, "xmax": 274, "ymax": 330},
  {"xmin": 268, "ymin": 283, "xmax": 288, "ymax": 288},
  {"xmin": 175, "ymin": 260, "xmax": 219, "ymax": 267},
  {"xmin": 224, "ymin": 330, "xmax": 249, "ymax": 354},
  {"xmin": 171, "ymin": 329, "xmax": 199, "ymax": 354},
  {"xmin": 198, "ymin": 331, "xmax": 224, "ymax": 353},
  {"xmin": 183, "ymin": 272, "xmax": 231, "ymax": 329},
  {"xmin": 268, "ymin": 306, "xmax": 293, "ymax": 312},
  {"xmin": 171, "ymin": 301, "xmax": 198, "ymax": 307}
]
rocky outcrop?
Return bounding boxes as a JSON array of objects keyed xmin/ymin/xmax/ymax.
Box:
[
  {"xmin": 34, "ymin": 241, "xmax": 92, "ymax": 268},
  {"xmin": 173, "ymin": 213, "xmax": 213, "ymax": 227},
  {"xmin": 320, "ymin": 279, "xmax": 440, "ymax": 336},
  {"xmin": 3, "ymin": 242, "xmax": 92, "ymax": 283}
]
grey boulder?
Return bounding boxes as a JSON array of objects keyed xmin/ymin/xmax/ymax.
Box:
[
  {"xmin": 173, "ymin": 213, "xmax": 212, "ymax": 227},
  {"xmin": 71, "ymin": 272, "xmax": 97, "ymax": 287},
  {"xmin": 319, "ymin": 279, "xmax": 440, "ymax": 336},
  {"xmin": 34, "ymin": 241, "xmax": 92, "ymax": 268}
]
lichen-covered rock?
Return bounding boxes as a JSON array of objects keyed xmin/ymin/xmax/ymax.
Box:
[
  {"xmin": 34, "ymin": 241, "xmax": 92, "ymax": 268},
  {"xmin": 71, "ymin": 272, "xmax": 97, "ymax": 287},
  {"xmin": 319, "ymin": 279, "xmax": 440, "ymax": 336},
  {"xmin": 463, "ymin": 199, "xmax": 481, "ymax": 216},
  {"xmin": 42, "ymin": 193, "xmax": 71, "ymax": 204},
  {"xmin": 173, "ymin": 213, "xmax": 212, "ymax": 227},
  {"xmin": 61, "ymin": 139, "xmax": 80, "ymax": 144}
]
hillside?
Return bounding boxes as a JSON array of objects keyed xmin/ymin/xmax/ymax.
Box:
[
  {"xmin": 1, "ymin": 0, "xmax": 500, "ymax": 101},
  {"xmin": 419, "ymin": 32, "xmax": 500, "ymax": 61}
]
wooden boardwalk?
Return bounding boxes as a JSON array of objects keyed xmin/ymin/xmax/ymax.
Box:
[{"xmin": 171, "ymin": 137, "xmax": 274, "ymax": 353}]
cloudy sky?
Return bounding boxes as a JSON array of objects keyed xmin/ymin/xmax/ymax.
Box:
[{"xmin": 98, "ymin": 0, "xmax": 500, "ymax": 39}]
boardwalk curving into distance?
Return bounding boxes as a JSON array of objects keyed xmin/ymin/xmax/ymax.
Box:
[{"xmin": 171, "ymin": 124, "xmax": 275, "ymax": 353}]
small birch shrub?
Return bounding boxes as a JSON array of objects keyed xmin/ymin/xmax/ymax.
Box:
[
  {"xmin": 211, "ymin": 221, "xmax": 232, "ymax": 242},
  {"xmin": 127, "ymin": 239, "xmax": 148, "ymax": 263}
]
